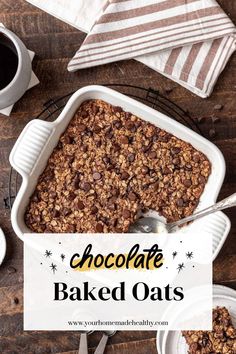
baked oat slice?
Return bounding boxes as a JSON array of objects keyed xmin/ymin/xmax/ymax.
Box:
[
  {"xmin": 25, "ymin": 99, "xmax": 211, "ymax": 233},
  {"xmin": 182, "ymin": 307, "xmax": 236, "ymax": 353}
]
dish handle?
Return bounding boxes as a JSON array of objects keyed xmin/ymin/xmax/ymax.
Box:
[{"xmin": 9, "ymin": 120, "xmax": 54, "ymax": 178}]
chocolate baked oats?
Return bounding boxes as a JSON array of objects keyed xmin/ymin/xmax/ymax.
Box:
[
  {"xmin": 25, "ymin": 99, "xmax": 211, "ymax": 233},
  {"xmin": 182, "ymin": 307, "xmax": 236, "ymax": 353}
]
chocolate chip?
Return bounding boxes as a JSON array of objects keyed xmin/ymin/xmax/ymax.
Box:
[
  {"xmin": 135, "ymin": 121, "xmax": 142, "ymax": 128},
  {"xmin": 77, "ymin": 123, "xmax": 86, "ymax": 132},
  {"xmin": 120, "ymin": 136, "xmax": 129, "ymax": 144},
  {"xmin": 105, "ymin": 128, "xmax": 113, "ymax": 139},
  {"xmin": 66, "ymin": 224, "xmax": 76, "ymax": 233},
  {"xmin": 126, "ymin": 121, "xmax": 136, "ymax": 132},
  {"xmin": 57, "ymin": 141, "xmax": 63, "ymax": 149},
  {"xmin": 81, "ymin": 182, "xmax": 91, "ymax": 192},
  {"xmin": 74, "ymin": 179, "xmax": 80, "ymax": 190},
  {"xmin": 128, "ymin": 192, "xmax": 137, "ymax": 201},
  {"xmin": 183, "ymin": 179, "xmax": 192, "ymax": 187},
  {"xmin": 100, "ymin": 216, "xmax": 108, "ymax": 225},
  {"xmin": 110, "ymin": 195, "xmax": 117, "ymax": 203},
  {"xmin": 111, "ymin": 188, "xmax": 119, "ymax": 197},
  {"xmin": 125, "ymin": 112, "xmax": 132, "ymax": 119},
  {"xmin": 62, "ymin": 208, "xmax": 71, "ymax": 216},
  {"xmin": 73, "ymin": 173, "xmax": 81, "ymax": 189},
  {"xmin": 123, "ymin": 209, "xmax": 131, "ymax": 219},
  {"xmin": 193, "ymin": 154, "xmax": 200, "ymax": 162},
  {"xmin": 149, "ymin": 151, "xmax": 157, "ymax": 159},
  {"xmin": 171, "ymin": 147, "xmax": 181, "ymax": 154},
  {"xmin": 113, "ymin": 143, "xmax": 120, "ymax": 152},
  {"xmin": 7, "ymin": 266, "xmax": 16, "ymax": 274},
  {"xmin": 111, "ymin": 218, "xmax": 118, "ymax": 227},
  {"xmin": 115, "ymin": 167, "xmax": 120, "ymax": 175},
  {"xmin": 176, "ymin": 198, "xmax": 184, "ymax": 207},
  {"xmin": 81, "ymin": 110, "xmax": 88, "ymax": 118},
  {"xmin": 91, "ymin": 206, "xmax": 98, "ymax": 215},
  {"xmin": 82, "ymin": 145, "xmax": 88, "ymax": 152},
  {"xmin": 96, "ymin": 223, "xmax": 104, "ymax": 232},
  {"xmin": 108, "ymin": 201, "xmax": 116, "ymax": 211},
  {"xmin": 64, "ymin": 135, "xmax": 74, "ymax": 144},
  {"xmin": 172, "ymin": 157, "xmax": 180, "ymax": 166},
  {"xmin": 141, "ymin": 166, "xmax": 149, "ymax": 175},
  {"xmin": 153, "ymin": 182, "xmax": 159, "ymax": 190},
  {"xmin": 202, "ymin": 336, "xmax": 209, "ymax": 347},
  {"xmin": 223, "ymin": 318, "xmax": 230, "ymax": 326},
  {"xmin": 95, "ymin": 139, "xmax": 101, "ymax": 147},
  {"xmin": 142, "ymin": 142, "xmax": 152, "ymax": 153},
  {"xmin": 113, "ymin": 120, "xmax": 122, "ymax": 129},
  {"xmin": 128, "ymin": 153, "xmax": 135, "ymax": 162},
  {"xmin": 163, "ymin": 167, "xmax": 172, "ymax": 174},
  {"xmin": 67, "ymin": 156, "xmax": 75, "ymax": 165},
  {"xmin": 68, "ymin": 192, "xmax": 76, "ymax": 201},
  {"xmin": 77, "ymin": 200, "xmax": 85, "ymax": 210},
  {"xmin": 85, "ymin": 129, "xmax": 93, "ymax": 137},
  {"xmin": 94, "ymin": 125, "xmax": 101, "ymax": 134},
  {"xmin": 121, "ymin": 172, "xmax": 129, "ymax": 180},
  {"xmin": 159, "ymin": 134, "xmax": 171, "ymax": 142},
  {"xmin": 103, "ymin": 156, "xmax": 110, "ymax": 164},
  {"xmin": 129, "ymin": 137, "xmax": 134, "ymax": 144},
  {"xmin": 93, "ymin": 172, "xmax": 102, "ymax": 181},
  {"xmin": 53, "ymin": 209, "xmax": 60, "ymax": 218},
  {"xmin": 93, "ymin": 105, "xmax": 99, "ymax": 115},
  {"xmin": 185, "ymin": 164, "xmax": 192, "ymax": 171},
  {"xmin": 198, "ymin": 175, "xmax": 206, "ymax": 184},
  {"xmin": 113, "ymin": 106, "xmax": 123, "ymax": 113}
]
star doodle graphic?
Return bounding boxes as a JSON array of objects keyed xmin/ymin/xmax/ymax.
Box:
[
  {"xmin": 45, "ymin": 250, "xmax": 52, "ymax": 258},
  {"xmin": 186, "ymin": 251, "xmax": 193, "ymax": 259},
  {"xmin": 60, "ymin": 254, "xmax": 65, "ymax": 262},
  {"xmin": 177, "ymin": 263, "xmax": 185, "ymax": 273},
  {"xmin": 172, "ymin": 251, "xmax": 178, "ymax": 259},
  {"xmin": 50, "ymin": 263, "xmax": 57, "ymax": 274}
]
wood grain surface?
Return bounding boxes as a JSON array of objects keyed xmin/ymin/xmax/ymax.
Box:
[{"xmin": 0, "ymin": 1, "xmax": 235, "ymax": 353}]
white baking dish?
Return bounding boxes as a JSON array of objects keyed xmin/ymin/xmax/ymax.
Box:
[{"xmin": 9, "ymin": 85, "xmax": 230, "ymax": 259}]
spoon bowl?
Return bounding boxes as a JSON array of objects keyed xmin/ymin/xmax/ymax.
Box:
[{"xmin": 130, "ymin": 193, "xmax": 236, "ymax": 234}]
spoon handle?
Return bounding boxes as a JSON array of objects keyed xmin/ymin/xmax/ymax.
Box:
[
  {"xmin": 78, "ymin": 333, "xmax": 88, "ymax": 354},
  {"xmin": 94, "ymin": 334, "xmax": 108, "ymax": 354},
  {"xmin": 169, "ymin": 193, "xmax": 236, "ymax": 229}
]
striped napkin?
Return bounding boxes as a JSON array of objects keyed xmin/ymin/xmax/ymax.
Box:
[{"xmin": 68, "ymin": 0, "xmax": 236, "ymax": 97}]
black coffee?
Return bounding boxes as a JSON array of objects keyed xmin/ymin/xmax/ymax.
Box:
[{"xmin": 0, "ymin": 35, "xmax": 18, "ymax": 90}]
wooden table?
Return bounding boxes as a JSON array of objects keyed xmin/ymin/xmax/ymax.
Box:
[{"xmin": 0, "ymin": 1, "xmax": 235, "ymax": 353}]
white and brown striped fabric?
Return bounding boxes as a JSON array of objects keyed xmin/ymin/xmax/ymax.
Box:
[{"xmin": 67, "ymin": 0, "xmax": 236, "ymax": 97}]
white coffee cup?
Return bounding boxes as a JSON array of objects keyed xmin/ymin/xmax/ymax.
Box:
[{"xmin": 0, "ymin": 27, "xmax": 32, "ymax": 110}]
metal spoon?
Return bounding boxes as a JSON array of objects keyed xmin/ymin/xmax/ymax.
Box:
[
  {"xmin": 130, "ymin": 193, "xmax": 236, "ymax": 234},
  {"xmin": 77, "ymin": 331, "xmax": 93, "ymax": 354},
  {"xmin": 94, "ymin": 330, "xmax": 116, "ymax": 354}
]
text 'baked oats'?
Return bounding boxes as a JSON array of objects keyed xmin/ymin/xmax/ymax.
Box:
[{"xmin": 25, "ymin": 99, "xmax": 211, "ymax": 233}]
